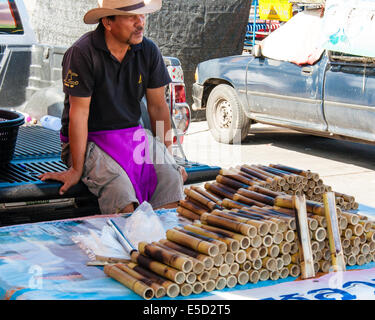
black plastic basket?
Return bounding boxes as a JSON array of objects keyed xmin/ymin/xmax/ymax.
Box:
[{"xmin": 0, "ymin": 109, "xmax": 25, "ymax": 165}]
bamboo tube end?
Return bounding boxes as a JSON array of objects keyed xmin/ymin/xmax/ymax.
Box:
[{"xmin": 215, "ymin": 277, "xmax": 227, "ymax": 290}]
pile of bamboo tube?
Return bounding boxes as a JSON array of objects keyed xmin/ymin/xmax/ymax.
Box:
[
  {"xmin": 103, "ymin": 163, "xmax": 373, "ymax": 299},
  {"xmin": 176, "ymin": 164, "xmax": 375, "ymax": 282}
]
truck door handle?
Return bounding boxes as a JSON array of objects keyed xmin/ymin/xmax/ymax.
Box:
[{"xmin": 301, "ymin": 66, "xmax": 313, "ymax": 75}]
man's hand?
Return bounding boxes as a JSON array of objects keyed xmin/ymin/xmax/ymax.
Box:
[
  {"xmin": 179, "ymin": 166, "xmax": 188, "ymax": 183},
  {"xmin": 38, "ymin": 167, "xmax": 82, "ymax": 195}
]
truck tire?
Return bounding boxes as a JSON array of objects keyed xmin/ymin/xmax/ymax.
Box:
[{"xmin": 206, "ymin": 84, "xmax": 250, "ymax": 144}]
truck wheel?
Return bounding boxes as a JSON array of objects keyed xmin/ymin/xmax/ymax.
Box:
[{"xmin": 206, "ymin": 84, "xmax": 250, "ymax": 144}]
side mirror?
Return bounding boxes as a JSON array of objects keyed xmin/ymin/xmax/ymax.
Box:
[{"xmin": 252, "ymin": 44, "xmax": 262, "ymax": 58}]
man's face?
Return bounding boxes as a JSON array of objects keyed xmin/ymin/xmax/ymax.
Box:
[{"xmin": 107, "ymin": 14, "xmax": 146, "ymax": 45}]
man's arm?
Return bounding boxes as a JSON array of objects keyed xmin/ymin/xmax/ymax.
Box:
[
  {"xmin": 39, "ymin": 96, "xmax": 91, "ymax": 195},
  {"xmin": 146, "ymin": 86, "xmax": 173, "ymax": 153}
]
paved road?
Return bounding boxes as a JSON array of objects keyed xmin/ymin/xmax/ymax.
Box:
[{"xmin": 182, "ymin": 121, "xmax": 375, "ymax": 212}]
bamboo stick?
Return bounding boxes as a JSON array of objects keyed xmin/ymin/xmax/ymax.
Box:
[
  {"xmin": 179, "ymin": 283, "xmax": 193, "ymax": 297},
  {"xmin": 200, "ymin": 212, "xmax": 257, "ymax": 238},
  {"xmin": 176, "ymin": 227, "xmax": 227, "ymax": 254},
  {"xmin": 192, "ymin": 282, "xmax": 204, "ymax": 294},
  {"xmin": 236, "ymin": 270, "xmax": 250, "ymax": 285},
  {"xmin": 240, "ymin": 260, "xmax": 252, "ymax": 272},
  {"xmin": 158, "ymin": 239, "xmax": 214, "ymax": 270},
  {"xmin": 252, "ymin": 258, "xmax": 262, "ymax": 270},
  {"xmin": 138, "ymin": 241, "xmax": 193, "ymax": 273},
  {"xmin": 259, "ymin": 269, "xmax": 270, "ymax": 281},
  {"xmin": 104, "ymin": 264, "xmax": 154, "ymax": 300},
  {"xmin": 197, "ymin": 271, "xmax": 210, "ymax": 283},
  {"xmin": 225, "ymin": 275, "xmax": 238, "ymax": 288},
  {"xmin": 235, "ymin": 250, "xmax": 247, "ymax": 264},
  {"xmin": 215, "ymin": 277, "xmax": 227, "ymax": 290},
  {"xmin": 204, "ymin": 182, "xmax": 236, "ymax": 200},
  {"xmin": 184, "ymin": 188, "xmax": 222, "ymax": 211},
  {"xmin": 230, "ymin": 263, "xmax": 240, "ymax": 275},
  {"xmin": 166, "ymin": 228, "xmax": 219, "ymax": 257},
  {"xmin": 130, "ymin": 251, "xmax": 186, "ymax": 285},
  {"xmin": 193, "ymin": 223, "xmax": 251, "ymax": 249},
  {"xmin": 246, "ymin": 247, "xmax": 260, "ymax": 261},
  {"xmin": 115, "ymin": 263, "xmax": 166, "ymax": 298},
  {"xmin": 177, "ymin": 206, "xmax": 201, "ymax": 221},
  {"xmin": 179, "ymin": 199, "xmax": 208, "ymax": 215},
  {"xmin": 125, "ymin": 262, "xmax": 180, "ymax": 298},
  {"xmin": 209, "ymin": 267, "xmax": 219, "ymax": 280},
  {"xmin": 190, "ymin": 185, "xmax": 223, "ymax": 206},
  {"xmin": 250, "ymin": 235, "xmax": 262, "ymax": 248},
  {"xmin": 224, "ymin": 251, "xmax": 235, "ymax": 265},
  {"xmin": 248, "ymin": 270, "xmax": 260, "ymax": 284}
]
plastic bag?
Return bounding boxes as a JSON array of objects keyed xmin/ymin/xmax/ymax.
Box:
[{"xmin": 122, "ymin": 201, "xmax": 166, "ymax": 249}]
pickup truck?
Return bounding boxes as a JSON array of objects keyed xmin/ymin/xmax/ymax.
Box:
[
  {"xmin": 192, "ymin": 10, "xmax": 375, "ymax": 145},
  {"xmin": 0, "ymin": 0, "xmax": 220, "ymax": 226}
]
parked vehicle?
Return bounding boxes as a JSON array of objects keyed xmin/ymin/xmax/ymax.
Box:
[{"xmin": 192, "ymin": 10, "xmax": 375, "ymax": 145}]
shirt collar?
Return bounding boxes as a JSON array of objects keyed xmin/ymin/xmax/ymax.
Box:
[{"xmin": 92, "ymin": 23, "xmax": 143, "ymax": 53}]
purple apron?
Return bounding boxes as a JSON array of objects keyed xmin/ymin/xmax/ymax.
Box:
[{"xmin": 61, "ymin": 125, "xmax": 157, "ymax": 203}]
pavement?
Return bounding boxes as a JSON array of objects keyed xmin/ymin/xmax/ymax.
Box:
[{"xmin": 182, "ymin": 121, "xmax": 375, "ymax": 211}]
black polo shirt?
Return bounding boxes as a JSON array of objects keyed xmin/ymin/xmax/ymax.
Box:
[{"xmin": 60, "ymin": 23, "xmax": 171, "ymax": 137}]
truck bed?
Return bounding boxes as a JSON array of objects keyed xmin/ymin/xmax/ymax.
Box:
[{"xmin": 0, "ymin": 126, "xmax": 220, "ymax": 226}]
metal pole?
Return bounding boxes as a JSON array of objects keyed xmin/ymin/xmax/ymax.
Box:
[{"xmin": 252, "ymin": 0, "xmax": 258, "ymax": 47}]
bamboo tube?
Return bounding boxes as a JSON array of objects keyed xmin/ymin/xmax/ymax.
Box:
[
  {"xmin": 360, "ymin": 234, "xmax": 367, "ymax": 244},
  {"xmin": 184, "ymin": 224, "xmax": 240, "ymax": 253},
  {"xmin": 348, "ymin": 224, "xmax": 364, "ymax": 236},
  {"xmin": 125, "ymin": 262, "xmax": 180, "ymax": 298},
  {"xmin": 236, "ymin": 188, "xmax": 275, "ymax": 206},
  {"xmin": 213, "ymin": 254, "xmax": 224, "ymax": 267},
  {"xmin": 220, "ymin": 168, "xmax": 258, "ymax": 187},
  {"xmin": 319, "ymin": 260, "xmax": 331, "ymax": 273},
  {"xmin": 177, "ymin": 206, "xmax": 201, "ymax": 221},
  {"xmin": 130, "ymin": 251, "xmax": 186, "ymax": 285},
  {"xmin": 287, "ymin": 264, "xmax": 301, "ymax": 277},
  {"xmin": 250, "ymin": 164, "xmax": 287, "ymax": 186},
  {"xmin": 269, "ymin": 164, "xmax": 314, "ymax": 180},
  {"xmin": 197, "ymin": 271, "xmax": 210, "ymax": 283},
  {"xmin": 179, "ymin": 199, "xmax": 209, "ymax": 216},
  {"xmin": 231, "ymin": 208, "xmax": 279, "ymax": 234},
  {"xmin": 232, "ymin": 193, "xmax": 268, "ymax": 208},
  {"xmin": 138, "ymin": 242, "xmax": 193, "ymax": 273},
  {"xmin": 104, "ymin": 264, "xmax": 154, "ymax": 300},
  {"xmin": 290, "ymin": 242, "xmax": 298, "ymax": 255},
  {"xmin": 256, "ymin": 164, "xmax": 295, "ymax": 184},
  {"xmin": 341, "ymin": 212, "xmax": 359, "ymax": 225},
  {"xmin": 342, "ymin": 238, "xmax": 350, "ymax": 249},
  {"xmin": 210, "ymin": 209, "xmax": 268, "ymax": 236},
  {"xmin": 291, "ymin": 253, "xmax": 300, "ymax": 264},
  {"xmin": 193, "ymin": 223, "xmax": 251, "ymax": 249},
  {"xmin": 361, "ymin": 243, "xmax": 370, "ymax": 255},
  {"xmin": 230, "ymin": 263, "xmax": 240, "ymax": 275},
  {"xmin": 252, "ymin": 258, "xmax": 262, "ymax": 270},
  {"xmin": 240, "ymin": 260, "xmax": 252, "ymax": 272},
  {"xmin": 209, "ymin": 267, "xmax": 219, "ymax": 280},
  {"xmin": 246, "ymin": 247, "xmax": 260, "ymax": 261},
  {"xmin": 235, "ymin": 250, "xmax": 247, "ymax": 264},
  {"xmin": 334, "ymin": 191, "xmax": 355, "ymax": 204},
  {"xmin": 281, "ymin": 254, "xmax": 291, "ymax": 267},
  {"xmin": 259, "ymin": 269, "xmax": 270, "ymax": 281},
  {"xmin": 216, "ymin": 174, "xmax": 251, "ymax": 191},
  {"xmin": 258, "ymin": 246, "xmax": 268, "ymax": 259},
  {"xmin": 279, "ymin": 242, "xmax": 291, "ymax": 255},
  {"xmin": 153, "ymin": 242, "xmax": 205, "ymax": 275},
  {"xmin": 318, "ymin": 240, "xmax": 326, "ymax": 251},
  {"xmin": 215, "ymin": 277, "xmax": 227, "ymax": 290},
  {"xmin": 158, "ymin": 239, "xmax": 214, "ymax": 270},
  {"xmin": 236, "ymin": 270, "xmax": 250, "ymax": 285},
  {"xmin": 352, "ymin": 246, "xmax": 360, "ymax": 256},
  {"xmin": 218, "ymin": 264, "xmax": 230, "ymax": 277},
  {"xmin": 279, "ymin": 267, "xmax": 289, "ymax": 279},
  {"xmin": 184, "ymin": 188, "xmax": 222, "ymax": 211},
  {"xmin": 276, "ymin": 257, "xmax": 284, "ymax": 270},
  {"xmin": 176, "ymin": 227, "xmax": 228, "ymax": 255},
  {"xmin": 283, "ymin": 230, "xmax": 296, "ymax": 243},
  {"xmin": 269, "ymin": 271, "xmax": 280, "ymax": 281},
  {"xmin": 366, "ymin": 231, "xmax": 375, "ymax": 242},
  {"xmin": 115, "ymin": 263, "xmax": 166, "ymax": 299},
  {"xmin": 366, "ymin": 253, "xmax": 373, "ymax": 264},
  {"xmin": 350, "ymin": 236, "xmax": 361, "ymax": 247},
  {"xmin": 369, "ymin": 241, "xmax": 375, "ymax": 253},
  {"xmin": 221, "ymin": 198, "xmax": 254, "ymax": 210},
  {"xmin": 166, "ymin": 228, "xmax": 219, "ymax": 257},
  {"xmin": 204, "ymin": 279, "xmax": 217, "ymax": 292},
  {"xmin": 251, "ymin": 235, "xmax": 262, "ymax": 248},
  {"xmin": 267, "ymin": 244, "xmax": 280, "ymax": 258},
  {"xmin": 248, "ymin": 270, "xmax": 260, "ymax": 284},
  {"xmin": 190, "ymin": 185, "xmax": 223, "ymax": 206},
  {"xmin": 357, "ymin": 254, "xmax": 366, "ymax": 266},
  {"xmin": 311, "ymin": 227, "xmax": 327, "ymax": 242},
  {"xmin": 185, "ymin": 272, "xmax": 196, "ymax": 285},
  {"xmin": 248, "ymin": 184, "xmax": 281, "ymax": 198},
  {"xmin": 240, "ymin": 165, "xmax": 278, "ymax": 188},
  {"xmin": 273, "ymin": 232, "xmax": 283, "ymax": 245},
  {"xmin": 343, "ymin": 228, "xmax": 353, "ymax": 240},
  {"xmin": 200, "ymin": 212, "xmax": 257, "ymax": 238},
  {"xmin": 262, "ymin": 235, "xmax": 273, "ymax": 247},
  {"xmin": 179, "ymin": 283, "xmax": 193, "ymax": 297},
  {"xmin": 346, "ymin": 255, "xmax": 356, "ymax": 266},
  {"xmin": 262, "ymin": 257, "xmax": 277, "ymax": 272},
  {"xmin": 359, "ymin": 220, "xmax": 372, "ymax": 233},
  {"xmin": 225, "ymin": 275, "xmax": 238, "ymax": 288},
  {"xmin": 204, "ymin": 182, "xmax": 236, "ymax": 200},
  {"xmin": 224, "ymin": 252, "xmax": 235, "ymax": 265},
  {"xmin": 192, "ymin": 282, "xmax": 204, "ymax": 294}
]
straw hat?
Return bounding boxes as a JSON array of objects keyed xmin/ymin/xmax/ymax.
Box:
[{"xmin": 84, "ymin": 0, "xmax": 162, "ymax": 24}]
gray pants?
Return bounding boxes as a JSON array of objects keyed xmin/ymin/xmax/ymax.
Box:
[{"xmin": 61, "ymin": 130, "xmax": 184, "ymax": 214}]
